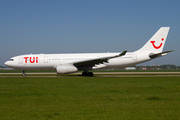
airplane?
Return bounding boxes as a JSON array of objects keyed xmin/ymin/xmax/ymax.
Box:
[{"xmin": 5, "ymin": 27, "xmax": 173, "ymax": 76}]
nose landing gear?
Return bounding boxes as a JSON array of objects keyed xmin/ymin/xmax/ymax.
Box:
[{"xmin": 22, "ymin": 70, "xmax": 26, "ymax": 77}]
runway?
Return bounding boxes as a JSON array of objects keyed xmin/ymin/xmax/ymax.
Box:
[
  {"xmin": 1, "ymin": 72, "xmax": 180, "ymax": 77},
  {"xmin": 1, "ymin": 72, "xmax": 180, "ymax": 74}
]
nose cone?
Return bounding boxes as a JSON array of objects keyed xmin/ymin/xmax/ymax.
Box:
[{"xmin": 4, "ymin": 61, "xmax": 10, "ymax": 67}]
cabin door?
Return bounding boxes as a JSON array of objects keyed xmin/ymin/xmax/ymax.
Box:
[
  {"xmin": 133, "ymin": 54, "xmax": 137, "ymax": 61},
  {"xmin": 44, "ymin": 56, "xmax": 48, "ymax": 63}
]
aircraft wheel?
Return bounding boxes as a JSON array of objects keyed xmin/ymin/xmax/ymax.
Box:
[
  {"xmin": 82, "ymin": 72, "xmax": 93, "ymax": 76},
  {"xmin": 82, "ymin": 72, "xmax": 87, "ymax": 76},
  {"xmin": 88, "ymin": 72, "xmax": 93, "ymax": 76},
  {"xmin": 22, "ymin": 73, "xmax": 26, "ymax": 77},
  {"xmin": 22, "ymin": 70, "xmax": 26, "ymax": 77}
]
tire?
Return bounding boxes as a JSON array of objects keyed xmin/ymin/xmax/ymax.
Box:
[
  {"xmin": 88, "ymin": 72, "xmax": 93, "ymax": 76},
  {"xmin": 22, "ymin": 74, "xmax": 26, "ymax": 77}
]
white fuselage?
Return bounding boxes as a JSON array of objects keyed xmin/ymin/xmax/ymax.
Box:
[{"xmin": 5, "ymin": 51, "xmax": 150, "ymax": 70}]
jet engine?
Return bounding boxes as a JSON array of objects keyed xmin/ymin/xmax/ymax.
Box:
[{"xmin": 56, "ymin": 65, "xmax": 78, "ymax": 74}]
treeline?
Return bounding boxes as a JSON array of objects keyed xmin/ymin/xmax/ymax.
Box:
[{"xmin": 136, "ymin": 65, "xmax": 180, "ymax": 70}]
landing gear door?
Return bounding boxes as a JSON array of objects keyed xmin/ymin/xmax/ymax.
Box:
[{"xmin": 19, "ymin": 57, "xmax": 23, "ymax": 64}]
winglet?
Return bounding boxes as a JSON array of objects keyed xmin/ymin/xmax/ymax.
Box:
[
  {"xmin": 113, "ymin": 50, "xmax": 127, "ymax": 58},
  {"xmin": 119, "ymin": 50, "xmax": 127, "ymax": 56}
]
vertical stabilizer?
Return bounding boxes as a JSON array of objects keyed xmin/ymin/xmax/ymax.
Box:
[{"xmin": 136, "ymin": 27, "xmax": 170, "ymax": 53}]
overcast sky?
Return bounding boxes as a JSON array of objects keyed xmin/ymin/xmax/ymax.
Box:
[{"xmin": 0, "ymin": 0, "xmax": 180, "ymax": 66}]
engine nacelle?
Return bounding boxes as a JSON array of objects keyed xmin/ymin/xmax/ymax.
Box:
[{"xmin": 56, "ymin": 65, "xmax": 78, "ymax": 74}]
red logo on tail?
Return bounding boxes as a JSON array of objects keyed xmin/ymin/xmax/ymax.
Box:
[{"xmin": 150, "ymin": 38, "xmax": 164, "ymax": 49}]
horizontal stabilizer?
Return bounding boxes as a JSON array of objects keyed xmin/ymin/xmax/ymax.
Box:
[{"xmin": 149, "ymin": 50, "xmax": 174, "ymax": 59}]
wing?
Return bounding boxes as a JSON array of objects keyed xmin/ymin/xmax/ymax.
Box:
[{"xmin": 73, "ymin": 50, "xmax": 127, "ymax": 69}]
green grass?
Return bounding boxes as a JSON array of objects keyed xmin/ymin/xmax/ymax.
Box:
[{"xmin": 0, "ymin": 77, "xmax": 180, "ymax": 119}]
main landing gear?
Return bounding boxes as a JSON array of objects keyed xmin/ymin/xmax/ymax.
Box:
[
  {"xmin": 22, "ymin": 70, "xmax": 26, "ymax": 77},
  {"xmin": 82, "ymin": 71, "xmax": 94, "ymax": 76}
]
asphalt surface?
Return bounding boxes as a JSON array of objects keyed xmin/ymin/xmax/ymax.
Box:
[
  {"xmin": 0, "ymin": 72, "xmax": 180, "ymax": 77},
  {"xmin": 1, "ymin": 72, "xmax": 180, "ymax": 74}
]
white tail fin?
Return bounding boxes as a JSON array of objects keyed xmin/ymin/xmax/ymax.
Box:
[{"xmin": 136, "ymin": 27, "xmax": 170, "ymax": 53}]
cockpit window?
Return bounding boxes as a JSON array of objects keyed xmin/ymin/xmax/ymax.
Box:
[{"xmin": 10, "ymin": 59, "xmax": 14, "ymax": 61}]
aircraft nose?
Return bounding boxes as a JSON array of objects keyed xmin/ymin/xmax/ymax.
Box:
[{"xmin": 4, "ymin": 61, "xmax": 10, "ymax": 67}]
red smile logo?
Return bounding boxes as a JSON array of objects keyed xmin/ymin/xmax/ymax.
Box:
[{"xmin": 151, "ymin": 38, "xmax": 164, "ymax": 49}]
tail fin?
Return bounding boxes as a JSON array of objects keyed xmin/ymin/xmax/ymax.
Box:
[{"xmin": 136, "ymin": 27, "xmax": 170, "ymax": 53}]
